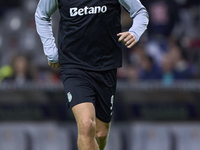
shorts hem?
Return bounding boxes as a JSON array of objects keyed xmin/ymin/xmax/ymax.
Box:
[
  {"xmin": 69, "ymin": 101, "xmax": 111, "ymax": 123},
  {"xmin": 69, "ymin": 101, "xmax": 95, "ymax": 110},
  {"xmin": 96, "ymin": 114, "xmax": 111, "ymax": 123}
]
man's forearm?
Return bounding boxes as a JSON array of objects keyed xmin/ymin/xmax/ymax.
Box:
[
  {"xmin": 119, "ymin": 0, "xmax": 149, "ymax": 41},
  {"xmin": 35, "ymin": 0, "xmax": 59, "ymax": 63}
]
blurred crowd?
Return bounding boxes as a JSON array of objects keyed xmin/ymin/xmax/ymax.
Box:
[
  {"xmin": 0, "ymin": 0, "xmax": 200, "ymax": 85},
  {"xmin": 119, "ymin": 0, "xmax": 200, "ymax": 83}
]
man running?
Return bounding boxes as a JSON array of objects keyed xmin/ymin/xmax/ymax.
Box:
[{"xmin": 35, "ymin": 0, "xmax": 148, "ymax": 149}]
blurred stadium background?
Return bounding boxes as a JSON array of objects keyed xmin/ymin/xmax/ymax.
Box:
[{"xmin": 0, "ymin": 0, "xmax": 200, "ymax": 150}]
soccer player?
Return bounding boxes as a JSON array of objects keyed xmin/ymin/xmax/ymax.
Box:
[{"xmin": 35, "ymin": 0, "xmax": 148, "ymax": 149}]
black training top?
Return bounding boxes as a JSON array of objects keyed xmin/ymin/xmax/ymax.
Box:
[
  {"xmin": 57, "ymin": 0, "xmax": 122, "ymax": 71},
  {"xmin": 35, "ymin": 0, "xmax": 149, "ymax": 70}
]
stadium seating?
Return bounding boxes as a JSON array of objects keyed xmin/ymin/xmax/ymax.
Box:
[
  {"xmin": 172, "ymin": 124, "xmax": 200, "ymax": 150},
  {"xmin": 0, "ymin": 124, "xmax": 27, "ymax": 150},
  {"xmin": 26, "ymin": 122, "xmax": 74, "ymax": 150},
  {"xmin": 129, "ymin": 123, "xmax": 172, "ymax": 150}
]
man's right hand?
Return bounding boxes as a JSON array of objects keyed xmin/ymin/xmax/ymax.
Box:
[{"xmin": 48, "ymin": 62, "xmax": 60, "ymax": 69}]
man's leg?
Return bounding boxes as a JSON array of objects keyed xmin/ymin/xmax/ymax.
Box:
[
  {"xmin": 72, "ymin": 102, "xmax": 99, "ymax": 150},
  {"xmin": 95, "ymin": 118, "xmax": 111, "ymax": 150}
]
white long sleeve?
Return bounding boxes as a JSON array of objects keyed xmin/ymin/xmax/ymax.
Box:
[
  {"xmin": 119, "ymin": 0, "xmax": 149, "ymax": 41},
  {"xmin": 35, "ymin": 0, "xmax": 59, "ymax": 63},
  {"xmin": 35, "ymin": 0, "xmax": 149, "ymax": 64}
]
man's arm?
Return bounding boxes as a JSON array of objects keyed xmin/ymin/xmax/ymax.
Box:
[
  {"xmin": 35, "ymin": 0, "xmax": 59, "ymax": 67},
  {"xmin": 118, "ymin": 0, "xmax": 149, "ymax": 48}
]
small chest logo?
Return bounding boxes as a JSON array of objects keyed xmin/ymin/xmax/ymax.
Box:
[
  {"xmin": 70, "ymin": 5, "xmax": 107, "ymax": 17},
  {"xmin": 67, "ymin": 92, "xmax": 72, "ymax": 102}
]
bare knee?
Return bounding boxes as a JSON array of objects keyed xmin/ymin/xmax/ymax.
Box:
[
  {"xmin": 78, "ymin": 118, "xmax": 96, "ymax": 138},
  {"xmin": 96, "ymin": 129, "xmax": 109, "ymax": 141},
  {"xmin": 96, "ymin": 119, "xmax": 110, "ymax": 141},
  {"xmin": 96, "ymin": 129, "xmax": 109, "ymax": 150}
]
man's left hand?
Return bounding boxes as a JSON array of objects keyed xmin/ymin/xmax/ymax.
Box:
[{"xmin": 117, "ymin": 32, "xmax": 137, "ymax": 48}]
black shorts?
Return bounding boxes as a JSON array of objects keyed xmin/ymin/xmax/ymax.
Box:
[{"xmin": 60, "ymin": 68, "xmax": 117, "ymax": 123}]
